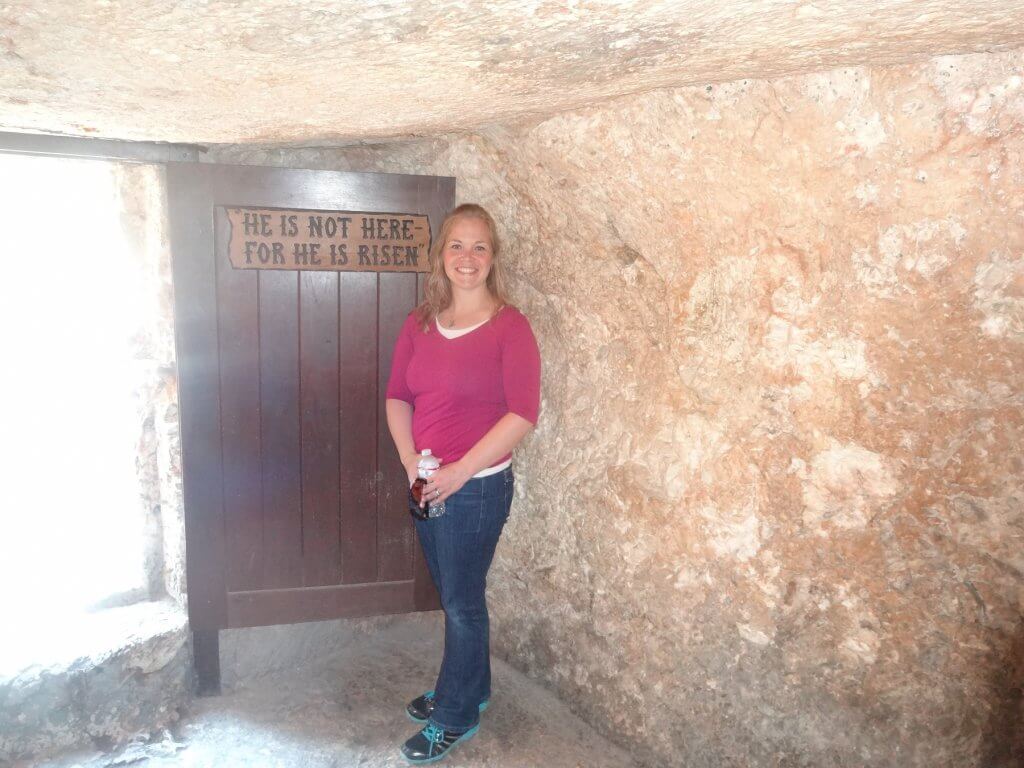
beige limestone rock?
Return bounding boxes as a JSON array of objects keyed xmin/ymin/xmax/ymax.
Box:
[
  {"xmin": 4, "ymin": 2, "xmax": 1024, "ymax": 144},
  {"xmin": 206, "ymin": 46, "xmax": 1024, "ymax": 768}
]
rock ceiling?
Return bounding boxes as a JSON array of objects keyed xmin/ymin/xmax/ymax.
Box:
[{"xmin": 2, "ymin": 0, "xmax": 1023, "ymax": 145}]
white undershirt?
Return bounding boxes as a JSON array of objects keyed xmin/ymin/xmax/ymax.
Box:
[
  {"xmin": 435, "ymin": 316, "xmax": 488, "ymax": 339},
  {"xmin": 435, "ymin": 317, "xmax": 513, "ymax": 478}
]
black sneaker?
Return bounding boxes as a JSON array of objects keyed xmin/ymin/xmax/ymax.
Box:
[
  {"xmin": 406, "ymin": 690, "xmax": 490, "ymax": 723},
  {"xmin": 401, "ymin": 722, "xmax": 479, "ymax": 764}
]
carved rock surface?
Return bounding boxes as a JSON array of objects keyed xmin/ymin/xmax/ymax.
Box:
[
  {"xmin": 209, "ymin": 49, "xmax": 1024, "ymax": 767},
  {"xmin": 3, "ymin": 1, "xmax": 1024, "ymax": 143},
  {"xmin": 0, "ymin": 601, "xmax": 189, "ymax": 763}
]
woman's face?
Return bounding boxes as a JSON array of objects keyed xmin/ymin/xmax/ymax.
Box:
[{"xmin": 442, "ymin": 216, "xmax": 494, "ymax": 294}]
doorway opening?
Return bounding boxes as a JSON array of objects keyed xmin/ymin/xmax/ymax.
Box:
[{"xmin": 0, "ymin": 153, "xmax": 177, "ymax": 676}]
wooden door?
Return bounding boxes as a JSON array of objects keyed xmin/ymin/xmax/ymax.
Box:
[{"xmin": 165, "ymin": 162, "xmax": 453, "ymax": 693}]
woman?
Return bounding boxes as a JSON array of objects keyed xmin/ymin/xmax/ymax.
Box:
[{"xmin": 385, "ymin": 203, "xmax": 541, "ymax": 764}]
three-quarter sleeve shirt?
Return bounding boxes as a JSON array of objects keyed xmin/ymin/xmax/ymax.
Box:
[{"xmin": 385, "ymin": 305, "xmax": 541, "ymax": 469}]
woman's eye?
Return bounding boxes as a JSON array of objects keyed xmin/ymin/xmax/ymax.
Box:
[{"xmin": 449, "ymin": 243, "xmax": 461, "ymax": 250}]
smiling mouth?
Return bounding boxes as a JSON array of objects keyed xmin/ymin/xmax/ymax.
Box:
[{"xmin": 455, "ymin": 267, "xmax": 478, "ymax": 274}]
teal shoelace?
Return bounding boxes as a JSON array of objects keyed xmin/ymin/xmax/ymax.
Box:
[{"xmin": 422, "ymin": 723, "xmax": 445, "ymax": 755}]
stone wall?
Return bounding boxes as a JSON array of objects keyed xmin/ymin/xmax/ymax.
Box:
[
  {"xmin": 0, "ymin": 601, "xmax": 190, "ymax": 763},
  {"xmin": 112, "ymin": 162, "xmax": 185, "ymax": 608},
  {"xmin": 205, "ymin": 47, "xmax": 1024, "ymax": 767}
]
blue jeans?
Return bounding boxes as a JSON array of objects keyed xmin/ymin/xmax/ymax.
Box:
[{"xmin": 414, "ymin": 465, "xmax": 514, "ymax": 732}]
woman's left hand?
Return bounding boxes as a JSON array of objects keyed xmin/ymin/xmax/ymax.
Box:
[{"xmin": 420, "ymin": 461, "xmax": 473, "ymax": 507}]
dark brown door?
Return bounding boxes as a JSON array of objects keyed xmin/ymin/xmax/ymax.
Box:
[{"xmin": 166, "ymin": 163, "xmax": 452, "ymax": 691}]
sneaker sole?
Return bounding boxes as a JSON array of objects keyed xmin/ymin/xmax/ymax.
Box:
[
  {"xmin": 402, "ymin": 725, "xmax": 479, "ymax": 765},
  {"xmin": 406, "ymin": 699, "xmax": 490, "ymax": 724}
]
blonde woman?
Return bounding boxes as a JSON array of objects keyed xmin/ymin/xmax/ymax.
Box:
[{"xmin": 385, "ymin": 204, "xmax": 541, "ymax": 763}]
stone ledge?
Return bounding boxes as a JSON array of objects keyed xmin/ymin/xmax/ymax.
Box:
[{"xmin": 0, "ymin": 599, "xmax": 191, "ymax": 764}]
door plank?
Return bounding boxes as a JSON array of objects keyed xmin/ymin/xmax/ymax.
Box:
[
  {"xmin": 166, "ymin": 165, "xmax": 227, "ymax": 631},
  {"xmin": 339, "ymin": 272, "xmax": 379, "ymax": 583},
  {"xmin": 228, "ymin": 580, "xmax": 415, "ymax": 628},
  {"xmin": 377, "ymin": 272, "xmax": 418, "ymax": 582},
  {"xmin": 300, "ymin": 270, "xmax": 342, "ymax": 586},
  {"xmin": 215, "ymin": 210, "xmax": 264, "ymax": 592},
  {"xmin": 412, "ymin": 272, "xmax": 441, "ymax": 610},
  {"xmin": 259, "ymin": 270, "xmax": 303, "ymax": 589},
  {"xmin": 407, "ymin": 180, "xmax": 451, "ymax": 611}
]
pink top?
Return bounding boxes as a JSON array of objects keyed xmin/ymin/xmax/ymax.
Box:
[{"xmin": 386, "ymin": 305, "xmax": 541, "ymax": 468}]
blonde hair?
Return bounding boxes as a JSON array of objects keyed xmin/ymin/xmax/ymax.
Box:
[{"xmin": 413, "ymin": 203, "xmax": 514, "ymax": 331}]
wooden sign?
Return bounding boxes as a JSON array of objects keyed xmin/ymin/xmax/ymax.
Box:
[{"xmin": 223, "ymin": 206, "xmax": 432, "ymax": 272}]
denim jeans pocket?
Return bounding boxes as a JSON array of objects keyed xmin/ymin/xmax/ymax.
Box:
[
  {"xmin": 446, "ymin": 471, "xmax": 513, "ymax": 533},
  {"xmin": 445, "ymin": 489, "xmax": 486, "ymax": 534},
  {"xmin": 480, "ymin": 484, "xmax": 510, "ymax": 530}
]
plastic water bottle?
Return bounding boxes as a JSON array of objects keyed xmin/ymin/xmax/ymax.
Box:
[{"xmin": 415, "ymin": 449, "xmax": 446, "ymax": 518}]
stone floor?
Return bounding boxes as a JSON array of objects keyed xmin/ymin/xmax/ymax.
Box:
[{"xmin": 22, "ymin": 616, "xmax": 639, "ymax": 768}]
